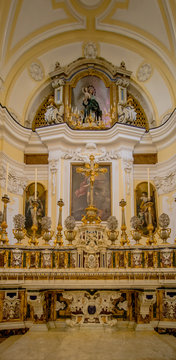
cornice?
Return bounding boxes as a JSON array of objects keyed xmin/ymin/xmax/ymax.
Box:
[
  {"xmin": 1, "ymin": 105, "xmax": 176, "ymax": 154},
  {"xmin": 149, "ymin": 108, "xmax": 176, "ymax": 150},
  {"xmin": 0, "ymin": 105, "xmax": 32, "ymax": 151},
  {"xmin": 36, "ymin": 122, "xmax": 145, "ymax": 151}
]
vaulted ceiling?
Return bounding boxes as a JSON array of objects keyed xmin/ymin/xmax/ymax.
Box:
[{"xmin": 0, "ymin": 0, "xmax": 175, "ymax": 126}]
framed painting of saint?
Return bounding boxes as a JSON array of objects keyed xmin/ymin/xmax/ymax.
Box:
[
  {"xmin": 24, "ymin": 182, "xmax": 46, "ymax": 237},
  {"xmin": 135, "ymin": 182, "xmax": 157, "ymax": 236},
  {"xmin": 70, "ymin": 163, "xmax": 111, "ymax": 221}
]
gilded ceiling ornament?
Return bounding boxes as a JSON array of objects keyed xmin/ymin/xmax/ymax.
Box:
[
  {"xmin": 137, "ymin": 63, "xmax": 152, "ymax": 82},
  {"xmin": 29, "ymin": 62, "xmax": 44, "ymax": 81}
]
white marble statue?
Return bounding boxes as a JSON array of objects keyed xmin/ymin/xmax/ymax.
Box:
[{"xmin": 118, "ymin": 97, "xmax": 137, "ymax": 124}]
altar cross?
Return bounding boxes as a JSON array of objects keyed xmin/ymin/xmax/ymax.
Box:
[{"xmin": 76, "ymin": 154, "xmax": 107, "ymax": 207}]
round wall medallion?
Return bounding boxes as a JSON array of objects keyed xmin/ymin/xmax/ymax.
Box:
[{"xmin": 137, "ymin": 63, "xmax": 152, "ymax": 82}]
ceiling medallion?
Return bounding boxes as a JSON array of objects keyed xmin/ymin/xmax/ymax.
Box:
[
  {"xmin": 29, "ymin": 61, "xmax": 44, "ymax": 82},
  {"xmin": 137, "ymin": 63, "xmax": 152, "ymax": 82}
]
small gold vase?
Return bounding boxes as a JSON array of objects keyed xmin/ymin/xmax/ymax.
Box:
[
  {"xmin": 13, "ymin": 228, "xmax": 26, "ymax": 245},
  {"xmin": 42, "ymin": 229, "xmax": 54, "ymax": 245},
  {"xmin": 130, "ymin": 229, "xmax": 142, "ymax": 245},
  {"xmin": 107, "ymin": 230, "xmax": 119, "ymax": 245},
  {"xmin": 64, "ymin": 229, "xmax": 77, "ymax": 245}
]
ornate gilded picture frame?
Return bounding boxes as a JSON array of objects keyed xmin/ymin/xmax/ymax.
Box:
[{"xmin": 70, "ymin": 163, "xmax": 112, "ymax": 221}]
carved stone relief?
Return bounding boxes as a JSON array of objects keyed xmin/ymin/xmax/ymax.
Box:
[
  {"xmin": 42, "ymin": 250, "xmax": 52, "ymax": 267},
  {"xmin": 0, "ymin": 165, "xmax": 27, "ymax": 195},
  {"xmin": 27, "ymin": 292, "xmax": 45, "ymax": 320},
  {"xmin": 139, "ymin": 292, "xmax": 156, "ymax": 319},
  {"xmin": 63, "ymin": 290, "xmax": 121, "ymax": 325},
  {"xmin": 3, "ymin": 293, "xmax": 21, "ymax": 320},
  {"xmin": 29, "ymin": 62, "xmax": 44, "ymax": 81},
  {"xmin": 12, "ymin": 248, "xmax": 22, "ymax": 267},
  {"xmin": 163, "ymin": 292, "xmax": 176, "ymax": 319},
  {"xmin": 154, "ymin": 171, "xmax": 176, "ymax": 195},
  {"xmin": 137, "ymin": 63, "xmax": 152, "ymax": 82},
  {"xmin": 83, "ymin": 41, "xmax": 98, "ymax": 59}
]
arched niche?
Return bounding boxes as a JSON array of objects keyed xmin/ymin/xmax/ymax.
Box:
[
  {"xmin": 24, "ymin": 182, "xmax": 47, "ymax": 237},
  {"xmin": 135, "ymin": 182, "xmax": 157, "ymax": 236}
]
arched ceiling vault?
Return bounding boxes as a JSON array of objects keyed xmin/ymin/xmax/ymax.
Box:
[{"xmin": 0, "ymin": 0, "xmax": 175, "ymax": 126}]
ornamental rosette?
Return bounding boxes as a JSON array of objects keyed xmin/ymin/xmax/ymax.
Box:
[
  {"xmin": 13, "ymin": 214, "xmax": 25, "ymax": 229},
  {"xmin": 64, "ymin": 216, "xmax": 76, "ymax": 231},
  {"xmin": 107, "ymin": 216, "xmax": 118, "ymax": 231},
  {"xmin": 158, "ymin": 213, "xmax": 170, "ymax": 228},
  {"xmin": 130, "ymin": 216, "xmax": 142, "ymax": 230}
]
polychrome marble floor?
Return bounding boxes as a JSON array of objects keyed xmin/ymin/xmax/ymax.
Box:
[{"xmin": 0, "ymin": 327, "xmax": 176, "ymax": 360}]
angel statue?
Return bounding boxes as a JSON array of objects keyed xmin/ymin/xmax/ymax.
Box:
[{"xmin": 45, "ymin": 96, "xmax": 64, "ymax": 125}]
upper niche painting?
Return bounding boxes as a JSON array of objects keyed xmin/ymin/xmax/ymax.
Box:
[{"xmin": 71, "ymin": 76, "xmax": 111, "ymax": 125}]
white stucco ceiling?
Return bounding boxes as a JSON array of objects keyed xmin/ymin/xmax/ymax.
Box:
[{"xmin": 0, "ymin": 0, "xmax": 175, "ymax": 126}]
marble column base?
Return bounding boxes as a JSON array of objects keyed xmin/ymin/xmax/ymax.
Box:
[
  {"xmin": 29, "ymin": 323, "xmax": 49, "ymax": 332},
  {"xmin": 158, "ymin": 321, "xmax": 176, "ymax": 329},
  {"xmin": 135, "ymin": 323, "xmax": 154, "ymax": 331}
]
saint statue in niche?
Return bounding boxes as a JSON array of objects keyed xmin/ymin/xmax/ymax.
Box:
[
  {"xmin": 71, "ymin": 75, "xmax": 110, "ymax": 126},
  {"xmin": 136, "ymin": 182, "xmax": 157, "ymax": 236},
  {"xmin": 82, "ymin": 85, "xmax": 102, "ymax": 123},
  {"xmin": 24, "ymin": 183, "xmax": 46, "ymax": 236}
]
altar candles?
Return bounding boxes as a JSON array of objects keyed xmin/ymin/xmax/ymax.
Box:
[
  {"xmin": 35, "ymin": 168, "xmax": 37, "ymax": 200},
  {"xmin": 5, "ymin": 163, "xmax": 9, "ymax": 194},
  {"xmin": 147, "ymin": 168, "xmax": 150, "ymax": 199}
]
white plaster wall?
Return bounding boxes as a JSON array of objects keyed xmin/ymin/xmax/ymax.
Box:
[
  {"xmin": 144, "ymin": 69, "xmax": 172, "ymax": 118},
  {"xmin": 11, "ymin": 0, "xmax": 68, "ymax": 48},
  {"xmin": 100, "ymin": 42, "xmax": 143, "ymax": 72},
  {"xmin": 162, "ymin": 192, "xmax": 176, "ymax": 243},
  {"xmin": 39, "ymin": 42, "xmax": 82, "ymax": 74}
]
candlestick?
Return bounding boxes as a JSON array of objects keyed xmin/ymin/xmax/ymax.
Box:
[
  {"xmin": 147, "ymin": 168, "xmax": 150, "ymax": 199},
  {"xmin": 35, "ymin": 168, "xmax": 37, "ymax": 200},
  {"xmin": 54, "ymin": 199, "xmax": 64, "ymax": 246},
  {"xmin": 119, "ymin": 199, "xmax": 130, "ymax": 246},
  {"xmin": 5, "ymin": 163, "xmax": 9, "ymax": 194}
]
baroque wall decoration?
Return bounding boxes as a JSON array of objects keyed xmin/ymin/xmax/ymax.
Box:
[
  {"xmin": 137, "ymin": 63, "xmax": 152, "ymax": 82},
  {"xmin": 29, "ymin": 62, "xmax": 44, "ymax": 81}
]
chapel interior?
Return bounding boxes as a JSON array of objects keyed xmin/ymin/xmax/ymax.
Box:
[{"xmin": 0, "ymin": 0, "xmax": 176, "ymax": 359}]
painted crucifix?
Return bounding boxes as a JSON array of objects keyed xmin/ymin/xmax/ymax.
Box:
[{"xmin": 76, "ymin": 154, "xmax": 107, "ymax": 223}]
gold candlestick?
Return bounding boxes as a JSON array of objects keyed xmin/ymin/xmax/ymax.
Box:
[
  {"xmin": 145, "ymin": 201, "xmax": 156, "ymax": 246},
  {"xmin": 119, "ymin": 199, "xmax": 130, "ymax": 246},
  {"xmin": 0, "ymin": 194, "xmax": 10, "ymax": 244},
  {"xmin": 28, "ymin": 200, "xmax": 39, "ymax": 246},
  {"xmin": 54, "ymin": 199, "xmax": 64, "ymax": 246}
]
